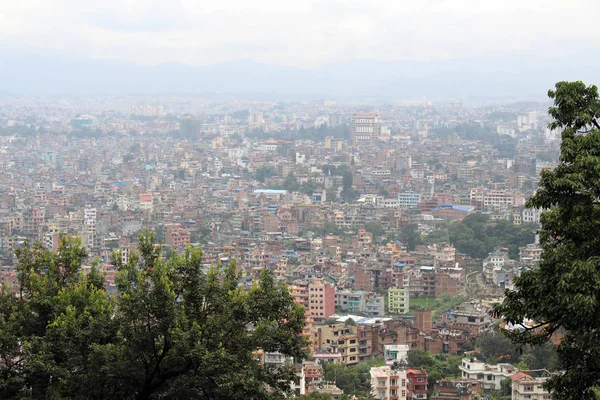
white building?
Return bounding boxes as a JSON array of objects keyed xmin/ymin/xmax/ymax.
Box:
[
  {"xmin": 397, "ymin": 192, "xmax": 421, "ymax": 208},
  {"xmin": 522, "ymin": 208, "xmax": 542, "ymax": 224},
  {"xmin": 459, "ymin": 358, "xmax": 517, "ymax": 390},
  {"xmin": 350, "ymin": 113, "xmax": 380, "ymax": 143},
  {"xmin": 384, "ymin": 344, "xmax": 409, "ymax": 366},
  {"xmin": 370, "ymin": 366, "xmax": 408, "ymax": 400},
  {"xmin": 511, "ymin": 373, "xmax": 552, "ymax": 400}
]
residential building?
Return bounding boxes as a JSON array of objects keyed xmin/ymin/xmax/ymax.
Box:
[
  {"xmin": 510, "ymin": 372, "xmax": 552, "ymax": 400},
  {"xmin": 388, "ymin": 287, "xmax": 410, "ymax": 314},
  {"xmin": 407, "ymin": 367, "xmax": 428, "ymax": 400},
  {"xmin": 370, "ymin": 366, "xmax": 408, "ymax": 400},
  {"xmin": 309, "ymin": 278, "xmax": 336, "ymax": 322},
  {"xmin": 459, "ymin": 358, "xmax": 517, "ymax": 390}
]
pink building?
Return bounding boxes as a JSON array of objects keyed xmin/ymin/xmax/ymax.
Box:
[{"xmin": 308, "ymin": 278, "xmax": 335, "ymax": 322}]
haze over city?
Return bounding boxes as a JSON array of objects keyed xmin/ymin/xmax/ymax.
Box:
[
  {"xmin": 1, "ymin": 1, "xmax": 600, "ymax": 400},
  {"xmin": 1, "ymin": 0, "xmax": 600, "ymax": 98}
]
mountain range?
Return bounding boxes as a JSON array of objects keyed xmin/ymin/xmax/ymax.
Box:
[{"xmin": 1, "ymin": 50, "xmax": 599, "ymax": 101}]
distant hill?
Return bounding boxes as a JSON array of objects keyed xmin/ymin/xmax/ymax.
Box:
[{"xmin": 0, "ymin": 51, "xmax": 599, "ymax": 101}]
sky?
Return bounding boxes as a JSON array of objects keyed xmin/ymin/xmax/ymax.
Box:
[{"xmin": 1, "ymin": 0, "xmax": 599, "ymax": 68}]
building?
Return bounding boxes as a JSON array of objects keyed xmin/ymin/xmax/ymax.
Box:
[
  {"xmin": 309, "ymin": 278, "xmax": 336, "ymax": 322},
  {"xmin": 398, "ymin": 192, "xmax": 421, "ymax": 209},
  {"xmin": 459, "ymin": 358, "xmax": 516, "ymax": 390},
  {"xmin": 365, "ymin": 294, "xmax": 385, "ymax": 316},
  {"xmin": 407, "ymin": 368, "xmax": 429, "ymax": 400},
  {"xmin": 312, "ymin": 324, "xmax": 360, "ymax": 366},
  {"xmin": 510, "ymin": 372, "xmax": 552, "ymax": 400},
  {"xmin": 431, "ymin": 379, "xmax": 481, "ymax": 400},
  {"xmin": 522, "ymin": 208, "xmax": 542, "ymax": 224},
  {"xmin": 351, "ymin": 113, "xmax": 380, "ymax": 144},
  {"xmin": 370, "ymin": 366, "xmax": 408, "ymax": 400},
  {"xmin": 164, "ymin": 223, "xmax": 191, "ymax": 249},
  {"xmin": 450, "ymin": 305, "xmax": 493, "ymax": 334},
  {"xmin": 388, "ymin": 288, "xmax": 410, "ymax": 314},
  {"xmin": 384, "ymin": 344, "xmax": 409, "ymax": 366}
]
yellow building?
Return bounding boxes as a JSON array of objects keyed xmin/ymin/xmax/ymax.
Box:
[
  {"xmin": 313, "ymin": 324, "xmax": 359, "ymax": 366},
  {"xmin": 388, "ymin": 288, "xmax": 409, "ymax": 314}
]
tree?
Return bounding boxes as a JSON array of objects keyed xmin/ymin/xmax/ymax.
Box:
[
  {"xmin": 477, "ymin": 328, "xmax": 520, "ymax": 362},
  {"xmin": 494, "ymin": 81, "xmax": 600, "ymax": 399},
  {"xmin": 342, "ymin": 170, "xmax": 353, "ymax": 191},
  {"xmin": 364, "ymin": 222, "xmax": 385, "ymax": 238},
  {"xmin": 323, "ymin": 362, "xmax": 360, "ymax": 394},
  {"xmin": 399, "ymin": 224, "xmax": 423, "ymax": 251},
  {"xmin": 0, "ymin": 232, "xmax": 306, "ymax": 399},
  {"xmin": 254, "ymin": 165, "xmax": 277, "ymax": 182}
]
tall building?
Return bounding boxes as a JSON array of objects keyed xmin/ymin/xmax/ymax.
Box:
[
  {"xmin": 370, "ymin": 365, "xmax": 408, "ymax": 400},
  {"xmin": 248, "ymin": 112, "xmax": 264, "ymax": 126},
  {"xmin": 350, "ymin": 113, "xmax": 379, "ymax": 144},
  {"xmin": 308, "ymin": 278, "xmax": 335, "ymax": 322},
  {"xmin": 388, "ymin": 288, "xmax": 409, "ymax": 314}
]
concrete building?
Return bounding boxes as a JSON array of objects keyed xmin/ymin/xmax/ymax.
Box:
[
  {"xmin": 309, "ymin": 278, "xmax": 336, "ymax": 322},
  {"xmin": 388, "ymin": 288, "xmax": 410, "ymax": 314},
  {"xmin": 384, "ymin": 344, "xmax": 409, "ymax": 366},
  {"xmin": 407, "ymin": 367, "xmax": 429, "ymax": 400},
  {"xmin": 312, "ymin": 323, "xmax": 360, "ymax": 366},
  {"xmin": 370, "ymin": 366, "xmax": 408, "ymax": 400},
  {"xmin": 459, "ymin": 358, "xmax": 517, "ymax": 390},
  {"xmin": 510, "ymin": 372, "xmax": 552, "ymax": 400},
  {"xmin": 398, "ymin": 192, "xmax": 421, "ymax": 209},
  {"xmin": 351, "ymin": 113, "xmax": 380, "ymax": 144}
]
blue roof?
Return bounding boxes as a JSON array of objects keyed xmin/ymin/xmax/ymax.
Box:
[
  {"xmin": 432, "ymin": 204, "xmax": 474, "ymax": 212},
  {"xmin": 253, "ymin": 189, "xmax": 288, "ymax": 194}
]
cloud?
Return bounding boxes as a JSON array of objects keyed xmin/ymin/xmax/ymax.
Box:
[{"xmin": 0, "ymin": 0, "xmax": 598, "ymax": 67}]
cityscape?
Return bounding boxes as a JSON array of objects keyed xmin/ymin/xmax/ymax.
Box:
[
  {"xmin": 1, "ymin": 0, "xmax": 599, "ymax": 399},
  {"xmin": 0, "ymin": 93, "xmax": 561, "ymax": 399}
]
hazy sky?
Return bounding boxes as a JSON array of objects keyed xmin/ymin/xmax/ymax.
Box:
[{"xmin": 1, "ymin": 0, "xmax": 599, "ymax": 68}]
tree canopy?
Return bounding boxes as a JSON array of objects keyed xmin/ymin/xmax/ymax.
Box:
[
  {"xmin": 494, "ymin": 81, "xmax": 600, "ymax": 399},
  {"xmin": 0, "ymin": 232, "xmax": 306, "ymax": 399},
  {"xmin": 448, "ymin": 214, "xmax": 537, "ymax": 259}
]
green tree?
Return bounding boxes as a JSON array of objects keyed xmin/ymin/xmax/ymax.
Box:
[
  {"xmin": 0, "ymin": 232, "xmax": 306, "ymax": 399},
  {"xmin": 323, "ymin": 362, "xmax": 360, "ymax": 394},
  {"xmin": 365, "ymin": 222, "xmax": 385, "ymax": 238},
  {"xmin": 342, "ymin": 170, "xmax": 353, "ymax": 191},
  {"xmin": 399, "ymin": 224, "xmax": 423, "ymax": 251},
  {"xmin": 282, "ymin": 173, "xmax": 301, "ymax": 192},
  {"xmin": 254, "ymin": 165, "xmax": 277, "ymax": 182},
  {"xmin": 494, "ymin": 81, "xmax": 600, "ymax": 399}
]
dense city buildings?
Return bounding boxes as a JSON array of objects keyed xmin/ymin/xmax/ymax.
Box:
[{"xmin": 0, "ymin": 93, "xmax": 557, "ymax": 398}]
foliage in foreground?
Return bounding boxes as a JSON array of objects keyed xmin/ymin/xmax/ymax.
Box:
[
  {"xmin": 0, "ymin": 232, "xmax": 306, "ymax": 399},
  {"xmin": 495, "ymin": 81, "xmax": 600, "ymax": 399}
]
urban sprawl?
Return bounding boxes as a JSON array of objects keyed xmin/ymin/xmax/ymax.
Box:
[{"xmin": 0, "ymin": 96, "xmax": 560, "ymax": 400}]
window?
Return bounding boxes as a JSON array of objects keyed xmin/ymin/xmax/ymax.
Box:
[
  {"xmin": 524, "ymin": 385, "xmax": 533, "ymax": 391},
  {"xmin": 487, "ymin": 375, "xmax": 494, "ymax": 381},
  {"xmin": 378, "ymin": 380, "xmax": 386, "ymax": 387},
  {"xmin": 402, "ymin": 390, "xmax": 406, "ymax": 397},
  {"xmin": 378, "ymin": 391, "xmax": 386, "ymax": 398},
  {"xmin": 402, "ymin": 379, "xmax": 406, "ymax": 387}
]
